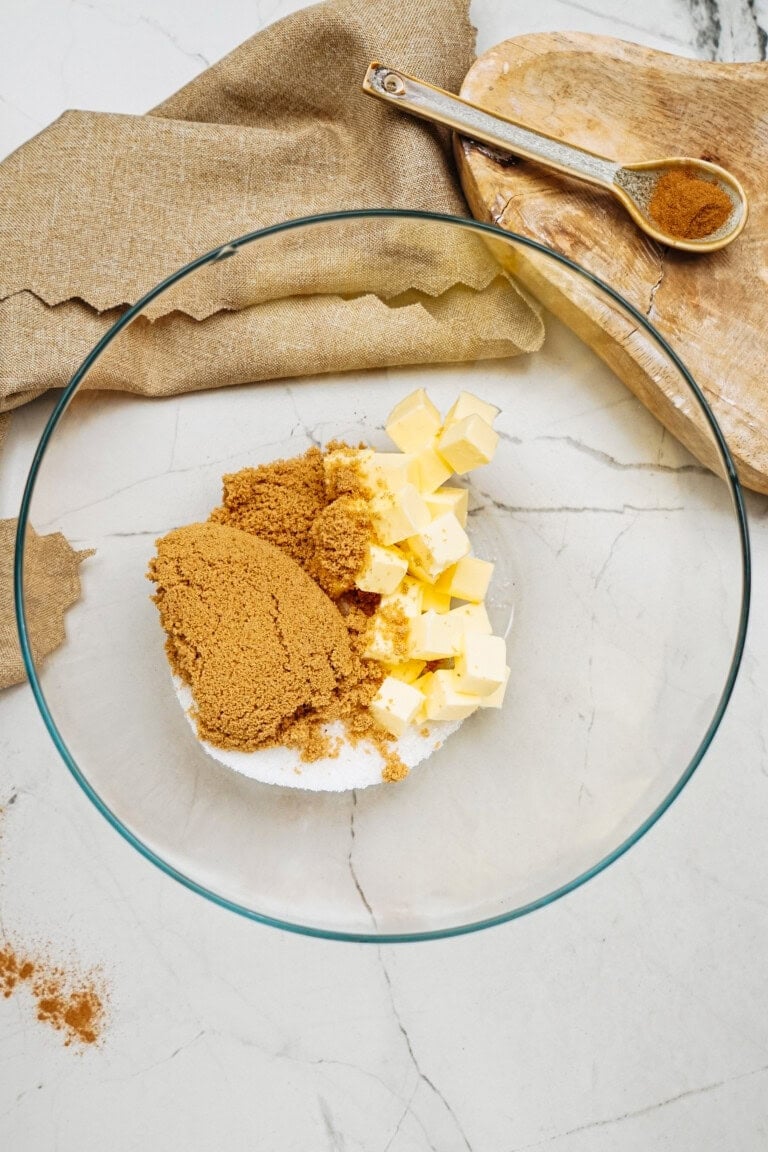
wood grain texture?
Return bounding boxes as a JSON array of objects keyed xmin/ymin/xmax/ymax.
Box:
[{"xmin": 457, "ymin": 31, "xmax": 768, "ymax": 491}]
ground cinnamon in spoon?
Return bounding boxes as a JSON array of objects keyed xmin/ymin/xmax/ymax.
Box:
[{"xmin": 648, "ymin": 168, "xmax": 731, "ymax": 240}]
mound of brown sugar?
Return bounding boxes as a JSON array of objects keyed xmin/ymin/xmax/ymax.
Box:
[
  {"xmin": 148, "ymin": 522, "xmax": 384, "ymax": 756},
  {"xmin": 209, "ymin": 447, "xmax": 373, "ymax": 598},
  {"xmin": 209, "ymin": 447, "xmax": 328, "ymax": 568}
]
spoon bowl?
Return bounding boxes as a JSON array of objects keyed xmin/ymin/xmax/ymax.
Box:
[
  {"xmin": 614, "ymin": 157, "xmax": 747, "ymax": 251},
  {"xmin": 363, "ymin": 63, "xmax": 749, "ymax": 253}
]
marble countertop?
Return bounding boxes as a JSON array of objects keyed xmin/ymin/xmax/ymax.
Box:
[{"xmin": 1, "ymin": 1, "xmax": 768, "ymax": 1148}]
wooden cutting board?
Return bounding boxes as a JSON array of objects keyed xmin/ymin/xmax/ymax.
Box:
[{"xmin": 456, "ymin": 32, "xmax": 768, "ymax": 492}]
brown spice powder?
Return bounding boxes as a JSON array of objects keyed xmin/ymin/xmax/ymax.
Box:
[
  {"xmin": 648, "ymin": 169, "xmax": 731, "ymax": 240},
  {"xmin": 0, "ymin": 943, "xmax": 106, "ymax": 1047}
]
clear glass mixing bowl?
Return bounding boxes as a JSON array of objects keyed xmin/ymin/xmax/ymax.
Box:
[{"xmin": 15, "ymin": 211, "xmax": 750, "ymax": 940}]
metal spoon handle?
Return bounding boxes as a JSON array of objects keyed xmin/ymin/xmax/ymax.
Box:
[{"xmin": 363, "ymin": 62, "xmax": 619, "ymax": 190}]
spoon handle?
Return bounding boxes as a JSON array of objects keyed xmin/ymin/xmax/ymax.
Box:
[{"xmin": 362, "ymin": 62, "xmax": 619, "ymax": 191}]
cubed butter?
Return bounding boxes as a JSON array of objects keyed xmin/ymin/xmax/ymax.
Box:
[
  {"xmin": 372, "ymin": 484, "xmax": 430, "ymax": 546},
  {"xmin": 409, "ymin": 610, "xmax": 462, "ymax": 660},
  {"xmin": 386, "ymin": 388, "xmax": 442, "ymax": 453},
  {"xmin": 424, "ymin": 669, "xmax": 481, "ymax": 722},
  {"xmin": 370, "ymin": 676, "xmax": 424, "ymax": 738},
  {"xmin": 367, "ymin": 452, "xmax": 418, "ymax": 492},
  {"xmin": 412, "ymin": 671, "xmax": 435, "ymax": 722},
  {"xmin": 454, "ymin": 633, "xmax": 507, "ymax": 696},
  {"xmin": 437, "ymin": 414, "xmax": 499, "ymax": 474},
  {"xmin": 443, "ymin": 390, "xmax": 500, "ymax": 429},
  {"xmin": 425, "ymin": 486, "xmax": 468, "ymax": 527},
  {"xmin": 356, "ymin": 543, "xmax": 408, "ymax": 595},
  {"xmin": 405, "ymin": 512, "xmax": 470, "ymax": 582},
  {"xmin": 365, "ymin": 581, "xmax": 422, "ymax": 664},
  {"xmin": 386, "ymin": 659, "xmax": 426, "ymax": 684},
  {"xmin": 413, "ymin": 441, "xmax": 453, "ymax": 494},
  {"xmin": 479, "ymin": 665, "xmax": 511, "ymax": 709},
  {"xmin": 418, "ymin": 581, "xmax": 451, "ymax": 614},
  {"xmin": 448, "ymin": 602, "xmax": 492, "ymax": 637},
  {"xmin": 435, "ymin": 556, "xmax": 494, "ymax": 603}
]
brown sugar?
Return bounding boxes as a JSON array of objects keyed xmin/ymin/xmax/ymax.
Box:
[
  {"xmin": 210, "ymin": 447, "xmax": 329, "ymax": 568},
  {"xmin": 648, "ymin": 169, "xmax": 731, "ymax": 240},
  {"xmin": 148, "ymin": 522, "xmax": 362, "ymax": 752},
  {"xmin": 308, "ymin": 495, "xmax": 373, "ymax": 598},
  {"xmin": 211, "ymin": 447, "xmax": 373, "ymax": 597}
]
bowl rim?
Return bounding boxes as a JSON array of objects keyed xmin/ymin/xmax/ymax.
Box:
[{"xmin": 14, "ymin": 208, "xmax": 752, "ymax": 943}]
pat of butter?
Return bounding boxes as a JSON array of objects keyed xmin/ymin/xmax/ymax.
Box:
[
  {"xmin": 409, "ymin": 610, "xmax": 462, "ymax": 660},
  {"xmin": 454, "ymin": 633, "xmax": 507, "ymax": 696},
  {"xmin": 448, "ymin": 602, "xmax": 492, "ymax": 637},
  {"xmin": 443, "ymin": 390, "xmax": 499, "ymax": 429},
  {"xmin": 371, "ymin": 676, "xmax": 424, "ymax": 738},
  {"xmin": 386, "ymin": 388, "xmax": 442, "ymax": 453},
  {"xmin": 365, "ymin": 580, "xmax": 422, "ymax": 664},
  {"xmin": 356, "ymin": 543, "xmax": 408, "ymax": 595},
  {"xmin": 386, "ymin": 658, "xmax": 426, "ymax": 684},
  {"xmin": 424, "ymin": 670, "xmax": 481, "ymax": 722},
  {"xmin": 425, "ymin": 486, "xmax": 468, "ymax": 527},
  {"xmin": 372, "ymin": 484, "xmax": 431, "ymax": 546},
  {"xmin": 405, "ymin": 512, "xmax": 470, "ymax": 582},
  {"xmin": 413, "ymin": 441, "xmax": 453, "ymax": 494},
  {"xmin": 418, "ymin": 581, "xmax": 451, "ymax": 614},
  {"xmin": 436, "ymin": 414, "xmax": 499, "ymax": 474},
  {"xmin": 368, "ymin": 452, "xmax": 418, "ymax": 492},
  {"xmin": 412, "ymin": 670, "xmax": 435, "ymax": 722},
  {"xmin": 479, "ymin": 665, "xmax": 511, "ymax": 709},
  {"xmin": 435, "ymin": 556, "xmax": 494, "ymax": 603}
]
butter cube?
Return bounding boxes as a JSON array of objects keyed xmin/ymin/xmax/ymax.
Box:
[
  {"xmin": 386, "ymin": 659, "xmax": 426, "ymax": 684},
  {"xmin": 436, "ymin": 556, "xmax": 494, "ymax": 603},
  {"xmin": 443, "ymin": 391, "xmax": 500, "ymax": 429},
  {"xmin": 413, "ymin": 441, "xmax": 453, "ymax": 494},
  {"xmin": 365, "ymin": 581, "xmax": 422, "ymax": 664},
  {"xmin": 365, "ymin": 617, "xmax": 403, "ymax": 664},
  {"xmin": 409, "ymin": 610, "xmax": 462, "ymax": 660},
  {"xmin": 418, "ymin": 581, "xmax": 451, "ymax": 614},
  {"xmin": 381, "ymin": 576, "xmax": 423, "ymax": 619},
  {"xmin": 424, "ymin": 669, "xmax": 481, "ymax": 722},
  {"xmin": 479, "ymin": 665, "xmax": 511, "ymax": 709},
  {"xmin": 448, "ymin": 602, "xmax": 492, "ymax": 637},
  {"xmin": 437, "ymin": 414, "xmax": 499, "ymax": 474},
  {"xmin": 405, "ymin": 513, "xmax": 470, "ymax": 582},
  {"xmin": 386, "ymin": 388, "xmax": 442, "ymax": 453},
  {"xmin": 425, "ymin": 486, "xmax": 468, "ymax": 527},
  {"xmin": 371, "ymin": 676, "xmax": 424, "ymax": 738},
  {"xmin": 356, "ymin": 544, "xmax": 408, "ymax": 595},
  {"xmin": 454, "ymin": 633, "xmax": 507, "ymax": 696},
  {"xmin": 412, "ymin": 671, "xmax": 435, "ymax": 722},
  {"xmin": 372, "ymin": 484, "xmax": 430, "ymax": 545},
  {"xmin": 368, "ymin": 452, "xmax": 418, "ymax": 492}
]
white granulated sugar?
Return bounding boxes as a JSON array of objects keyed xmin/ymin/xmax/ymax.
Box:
[{"xmin": 173, "ymin": 678, "xmax": 460, "ymax": 791}]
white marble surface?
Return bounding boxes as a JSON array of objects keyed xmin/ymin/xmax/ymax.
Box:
[{"xmin": 2, "ymin": 1, "xmax": 768, "ymax": 1148}]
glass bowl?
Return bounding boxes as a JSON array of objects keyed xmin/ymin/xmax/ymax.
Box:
[{"xmin": 15, "ymin": 211, "xmax": 750, "ymax": 941}]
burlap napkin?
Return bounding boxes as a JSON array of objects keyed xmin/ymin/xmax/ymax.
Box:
[
  {"xmin": 0, "ymin": 0, "xmax": 542, "ymax": 409},
  {"xmin": 0, "ymin": 0, "xmax": 545, "ymax": 687}
]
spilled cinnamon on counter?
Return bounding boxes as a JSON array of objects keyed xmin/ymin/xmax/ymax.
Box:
[{"xmin": 0, "ymin": 942, "xmax": 106, "ymax": 1047}]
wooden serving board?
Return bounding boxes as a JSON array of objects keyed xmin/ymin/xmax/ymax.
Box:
[{"xmin": 456, "ymin": 32, "xmax": 768, "ymax": 492}]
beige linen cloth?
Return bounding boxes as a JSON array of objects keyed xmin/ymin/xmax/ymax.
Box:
[{"xmin": 0, "ymin": 0, "xmax": 544, "ymax": 687}]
